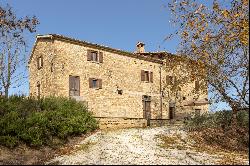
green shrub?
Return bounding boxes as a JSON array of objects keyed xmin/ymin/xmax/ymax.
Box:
[
  {"xmin": 0, "ymin": 136, "xmax": 19, "ymax": 148},
  {"xmin": 0, "ymin": 95, "xmax": 98, "ymax": 148}
]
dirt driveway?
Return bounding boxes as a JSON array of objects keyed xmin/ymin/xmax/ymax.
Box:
[{"xmin": 47, "ymin": 126, "xmax": 249, "ymax": 165}]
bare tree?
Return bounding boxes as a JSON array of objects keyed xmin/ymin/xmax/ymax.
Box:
[
  {"xmin": 167, "ymin": 0, "xmax": 249, "ymax": 125},
  {"xmin": 0, "ymin": 4, "xmax": 39, "ymax": 97}
]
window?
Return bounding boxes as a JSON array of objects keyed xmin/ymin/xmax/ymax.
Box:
[
  {"xmin": 89, "ymin": 78, "xmax": 102, "ymax": 89},
  {"xmin": 117, "ymin": 89, "xmax": 123, "ymax": 95},
  {"xmin": 183, "ymin": 97, "xmax": 186, "ymax": 100},
  {"xmin": 92, "ymin": 79, "xmax": 98, "ymax": 88},
  {"xmin": 141, "ymin": 70, "xmax": 153, "ymax": 83},
  {"xmin": 51, "ymin": 63, "xmax": 53, "ymax": 72},
  {"xmin": 37, "ymin": 56, "xmax": 43, "ymax": 69},
  {"xmin": 87, "ymin": 50, "xmax": 103, "ymax": 63},
  {"xmin": 91, "ymin": 51, "xmax": 98, "ymax": 61}
]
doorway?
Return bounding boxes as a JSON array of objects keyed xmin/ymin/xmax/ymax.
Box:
[
  {"xmin": 143, "ymin": 95, "xmax": 151, "ymax": 126},
  {"xmin": 69, "ymin": 76, "xmax": 80, "ymax": 96},
  {"xmin": 169, "ymin": 107, "xmax": 175, "ymax": 120}
]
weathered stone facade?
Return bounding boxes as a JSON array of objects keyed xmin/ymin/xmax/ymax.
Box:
[{"xmin": 28, "ymin": 34, "xmax": 209, "ymax": 129}]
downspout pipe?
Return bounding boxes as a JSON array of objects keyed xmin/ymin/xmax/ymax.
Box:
[{"xmin": 159, "ymin": 63, "xmax": 163, "ymax": 126}]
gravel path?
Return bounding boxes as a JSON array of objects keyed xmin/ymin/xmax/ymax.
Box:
[{"xmin": 47, "ymin": 126, "xmax": 249, "ymax": 165}]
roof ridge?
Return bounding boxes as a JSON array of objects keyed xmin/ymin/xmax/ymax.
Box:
[{"xmin": 46, "ymin": 34, "xmax": 134, "ymax": 55}]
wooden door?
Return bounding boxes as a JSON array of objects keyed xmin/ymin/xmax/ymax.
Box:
[
  {"xmin": 143, "ymin": 96, "xmax": 151, "ymax": 126},
  {"xmin": 69, "ymin": 76, "xmax": 80, "ymax": 96},
  {"xmin": 169, "ymin": 107, "xmax": 175, "ymax": 120}
]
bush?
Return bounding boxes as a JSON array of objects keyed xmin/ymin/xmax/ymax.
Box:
[
  {"xmin": 0, "ymin": 95, "xmax": 98, "ymax": 148},
  {"xmin": 184, "ymin": 110, "xmax": 249, "ymax": 152}
]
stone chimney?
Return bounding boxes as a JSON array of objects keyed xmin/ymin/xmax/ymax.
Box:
[{"xmin": 136, "ymin": 42, "xmax": 145, "ymax": 53}]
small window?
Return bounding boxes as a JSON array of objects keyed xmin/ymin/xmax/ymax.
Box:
[
  {"xmin": 91, "ymin": 51, "xmax": 98, "ymax": 62},
  {"xmin": 51, "ymin": 63, "xmax": 53, "ymax": 72},
  {"xmin": 92, "ymin": 79, "xmax": 98, "ymax": 88},
  {"xmin": 183, "ymin": 97, "xmax": 186, "ymax": 100},
  {"xmin": 118, "ymin": 89, "xmax": 123, "ymax": 95},
  {"xmin": 141, "ymin": 70, "xmax": 153, "ymax": 83},
  {"xmin": 37, "ymin": 56, "xmax": 43, "ymax": 69},
  {"xmin": 89, "ymin": 78, "xmax": 102, "ymax": 89},
  {"xmin": 87, "ymin": 50, "xmax": 103, "ymax": 63}
]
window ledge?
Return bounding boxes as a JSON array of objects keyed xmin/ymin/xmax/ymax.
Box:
[
  {"xmin": 90, "ymin": 61, "xmax": 101, "ymax": 64},
  {"xmin": 91, "ymin": 87, "xmax": 101, "ymax": 90},
  {"xmin": 142, "ymin": 81, "xmax": 151, "ymax": 83}
]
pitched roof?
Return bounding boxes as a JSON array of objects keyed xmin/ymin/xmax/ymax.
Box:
[{"xmin": 28, "ymin": 34, "xmax": 171, "ymax": 64}]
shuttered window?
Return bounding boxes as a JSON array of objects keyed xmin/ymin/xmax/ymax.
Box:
[
  {"xmin": 89, "ymin": 78, "xmax": 102, "ymax": 89},
  {"xmin": 87, "ymin": 49, "xmax": 103, "ymax": 63},
  {"xmin": 37, "ymin": 56, "xmax": 43, "ymax": 70},
  {"xmin": 92, "ymin": 52, "xmax": 98, "ymax": 61},
  {"xmin": 141, "ymin": 70, "xmax": 153, "ymax": 83}
]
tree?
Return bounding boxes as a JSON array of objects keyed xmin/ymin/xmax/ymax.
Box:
[
  {"xmin": 0, "ymin": 4, "xmax": 39, "ymax": 97},
  {"xmin": 167, "ymin": 0, "xmax": 249, "ymax": 125}
]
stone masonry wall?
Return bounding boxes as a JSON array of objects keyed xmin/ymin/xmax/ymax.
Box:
[
  {"xmin": 29, "ymin": 36, "xmax": 208, "ymax": 127},
  {"xmin": 52, "ymin": 39, "xmax": 166, "ymax": 119}
]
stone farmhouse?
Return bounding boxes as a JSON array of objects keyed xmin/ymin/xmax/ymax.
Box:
[{"xmin": 28, "ymin": 34, "xmax": 209, "ymax": 129}]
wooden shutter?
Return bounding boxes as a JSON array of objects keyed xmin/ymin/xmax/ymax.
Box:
[
  {"xmin": 74, "ymin": 76, "xmax": 80, "ymax": 96},
  {"xmin": 41, "ymin": 56, "xmax": 43, "ymax": 67},
  {"xmin": 89, "ymin": 78, "xmax": 93, "ymax": 88},
  {"xmin": 174, "ymin": 76, "xmax": 177, "ymax": 85},
  {"xmin": 99, "ymin": 52, "xmax": 103, "ymax": 63},
  {"xmin": 37, "ymin": 57, "xmax": 39, "ymax": 69},
  {"xmin": 141, "ymin": 70, "xmax": 145, "ymax": 81},
  {"xmin": 195, "ymin": 81, "xmax": 199, "ymax": 91},
  {"xmin": 150, "ymin": 72, "xmax": 153, "ymax": 83},
  {"xmin": 98, "ymin": 79, "xmax": 102, "ymax": 89},
  {"xmin": 69, "ymin": 76, "xmax": 74, "ymax": 96},
  {"xmin": 169, "ymin": 76, "xmax": 173, "ymax": 85},
  {"xmin": 87, "ymin": 50, "xmax": 92, "ymax": 61},
  {"xmin": 69, "ymin": 76, "xmax": 74, "ymax": 90}
]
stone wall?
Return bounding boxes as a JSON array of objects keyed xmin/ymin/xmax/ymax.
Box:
[{"xmin": 97, "ymin": 118, "xmax": 147, "ymax": 129}]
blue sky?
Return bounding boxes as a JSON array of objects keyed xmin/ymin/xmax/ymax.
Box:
[
  {"xmin": 1, "ymin": 0, "xmax": 229, "ymax": 110},
  {"xmin": 3, "ymin": 0, "xmax": 176, "ymax": 53}
]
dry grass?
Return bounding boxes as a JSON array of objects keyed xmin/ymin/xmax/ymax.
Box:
[
  {"xmin": 157, "ymin": 133, "xmax": 188, "ymax": 150},
  {"xmin": 188, "ymin": 132, "xmax": 249, "ymax": 165},
  {"xmin": 75, "ymin": 141, "xmax": 97, "ymax": 152},
  {"xmin": 157, "ymin": 131, "xmax": 249, "ymax": 165}
]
